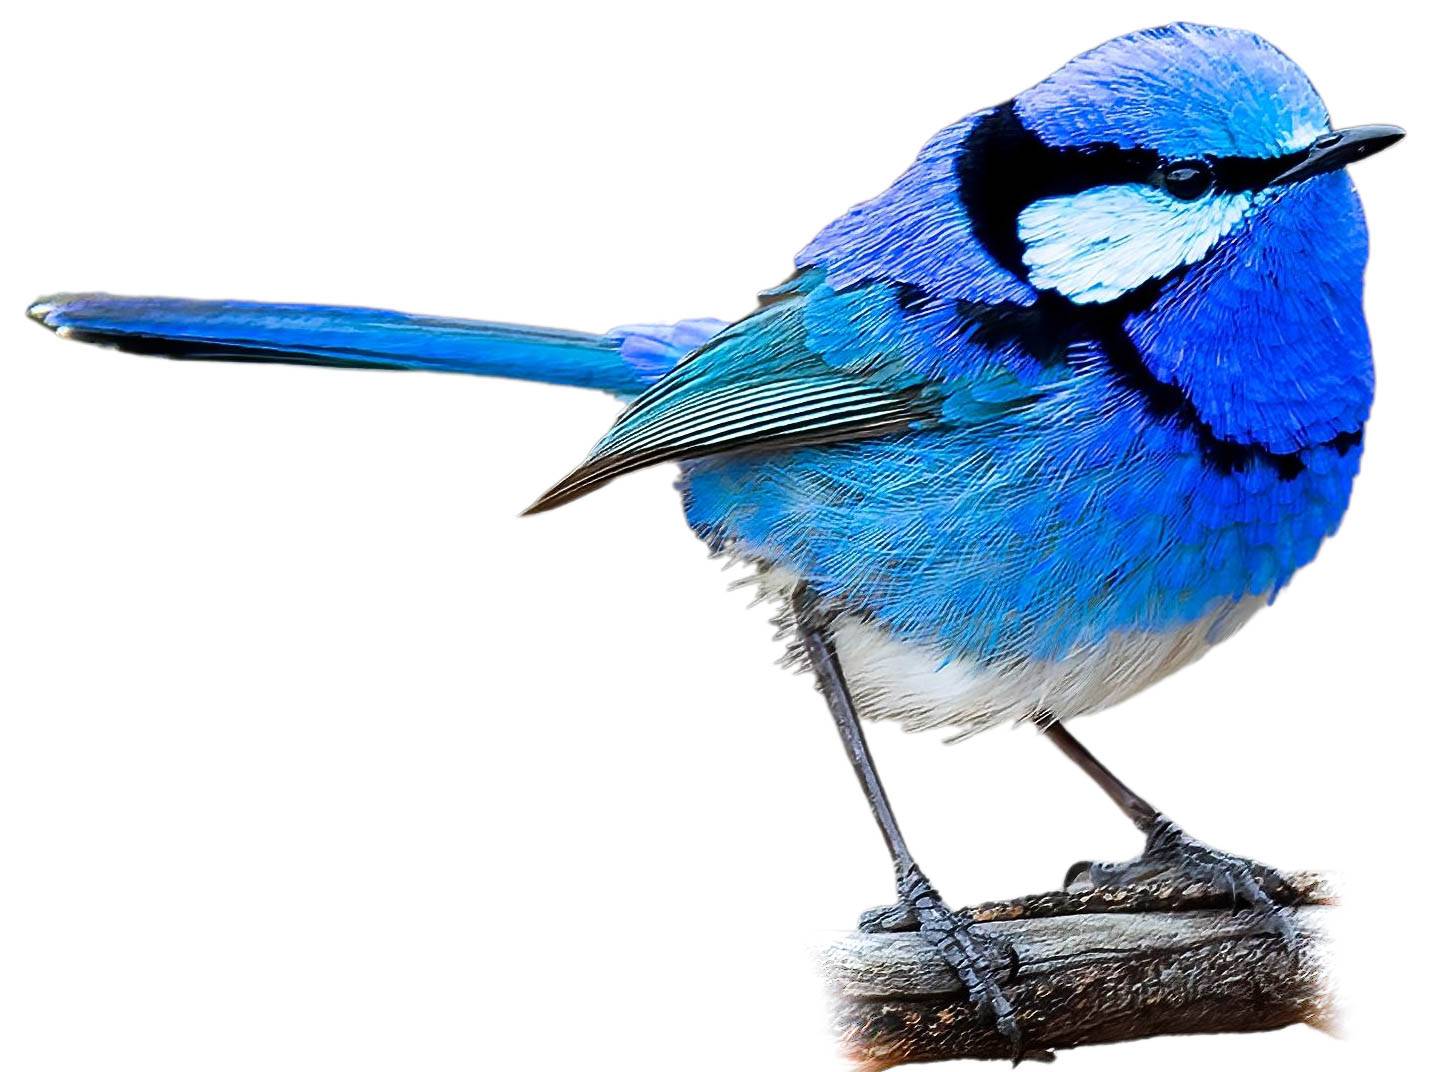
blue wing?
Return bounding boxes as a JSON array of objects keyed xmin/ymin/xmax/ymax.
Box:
[{"xmin": 525, "ymin": 271, "xmax": 1061, "ymax": 512}]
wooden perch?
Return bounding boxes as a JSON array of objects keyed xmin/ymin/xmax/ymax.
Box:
[{"xmin": 822, "ymin": 873, "xmax": 1334, "ymax": 1066}]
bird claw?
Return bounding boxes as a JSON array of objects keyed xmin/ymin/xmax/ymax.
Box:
[
  {"xmin": 1065, "ymin": 816, "xmax": 1300, "ymax": 940},
  {"xmin": 858, "ymin": 900, "xmax": 920, "ymax": 933},
  {"xmin": 861, "ymin": 864, "xmax": 1024, "ymax": 1054}
]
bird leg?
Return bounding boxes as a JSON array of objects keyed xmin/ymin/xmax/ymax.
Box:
[
  {"xmin": 792, "ymin": 589, "xmax": 1023, "ymax": 1053},
  {"xmin": 1042, "ymin": 720, "xmax": 1300, "ymax": 939}
]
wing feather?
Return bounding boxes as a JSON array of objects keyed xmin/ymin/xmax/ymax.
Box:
[
  {"xmin": 524, "ymin": 275, "xmax": 972, "ymax": 515},
  {"xmin": 525, "ymin": 376, "xmax": 934, "ymax": 513}
]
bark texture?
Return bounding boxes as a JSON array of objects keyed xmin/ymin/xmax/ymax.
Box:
[{"xmin": 822, "ymin": 873, "xmax": 1333, "ymax": 1067}]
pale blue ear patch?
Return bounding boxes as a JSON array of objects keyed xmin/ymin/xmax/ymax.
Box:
[{"xmin": 1017, "ymin": 185, "xmax": 1252, "ymax": 303}]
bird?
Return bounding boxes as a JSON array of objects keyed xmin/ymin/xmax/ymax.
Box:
[{"xmin": 27, "ymin": 21, "xmax": 1402, "ymax": 1051}]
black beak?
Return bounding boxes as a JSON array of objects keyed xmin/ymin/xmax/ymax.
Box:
[{"xmin": 1270, "ymin": 124, "xmax": 1405, "ymax": 185}]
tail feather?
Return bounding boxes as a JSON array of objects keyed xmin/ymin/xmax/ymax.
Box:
[{"xmin": 28, "ymin": 293, "xmax": 723, "ymax": 397}]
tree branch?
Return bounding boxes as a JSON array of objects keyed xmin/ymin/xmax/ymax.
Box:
[{"xmin": 822, "ymin": 873, "xmax": 1334, "ymax": 1066}]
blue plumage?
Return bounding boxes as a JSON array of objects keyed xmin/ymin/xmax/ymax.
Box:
[
  {"xmin": 683, "ymin": 149, "xmax": 1373, "ymax": 666},
  {"xmin": 1126, "ymin": 171, "xmax": 1372, "ymax": 451},
  {"xmin": 680, "ymin": 327, "xmax": 1361, "ymax": 663},
  {"xmin": 1016, "ymin": 22, "xmax": 1330, "ymax": 159},
  {"xmin": 615, "ymin": 25, "xmax": 1379, "ymax": 677}
]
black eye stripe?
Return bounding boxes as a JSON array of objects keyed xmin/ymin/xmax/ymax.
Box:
[
  {"xmin": 1209, "ymin": 150, "xmax": 1309, "ymax": 190},
  {"xmin": 959, "ymin": 104, "xmax": 1158, "ymax": 278},
  {"xmin": 960, "ymin": 102, "xmax": 1315, "ymax": 277}
]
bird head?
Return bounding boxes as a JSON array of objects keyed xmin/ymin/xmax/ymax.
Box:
[
  {"xmin": 802, "ymin": 22, "xmax": 1403, "ymax": 455},
  {"xmin": 1000, "ymin": 21, "xmax": 1402, "ymax": 304}
]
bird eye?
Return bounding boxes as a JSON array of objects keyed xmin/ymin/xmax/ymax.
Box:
[{"xmin": 1160, "ymin": 160, "xmax": 1213, "ymax": 201}]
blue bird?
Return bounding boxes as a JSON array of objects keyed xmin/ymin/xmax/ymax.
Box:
[{"xmin": 27, "ymin": 22, "xmax": 1402, "ymax": 1050}]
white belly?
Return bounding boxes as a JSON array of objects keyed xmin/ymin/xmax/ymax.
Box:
[
  {"xmin": 752, "ymin": 563, "xmax": 1264, "ymax": 739},
  {"xmin": 828, "ymin": 598, "xmax": 1265, "ymax": 739}
]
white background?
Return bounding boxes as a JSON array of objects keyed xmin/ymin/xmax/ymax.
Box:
[{"xmin": 2, "ymin": 2, "xmax": 1422, "ymax": 1068}]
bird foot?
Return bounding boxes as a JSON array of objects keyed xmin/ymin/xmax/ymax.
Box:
[
  {"xmin": 1064, "ymin": 815, "xmax": 1300, "ymax": 940},
  {"xmin": 859, "ymin": 864, "xmax": 1027, "ymax": 1056}
]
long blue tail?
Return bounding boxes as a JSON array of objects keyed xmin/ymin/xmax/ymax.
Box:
[{"xmin": 27, "ymin": 293, "xmax": 724, "ymax": 398}]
